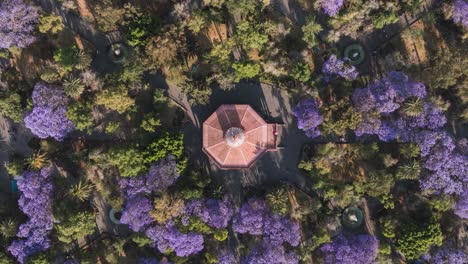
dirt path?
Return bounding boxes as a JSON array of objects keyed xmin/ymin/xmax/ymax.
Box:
[
  {"xmin": 75, "ymin": 0, "xmax": 95, "ymax": 23},
  {"xmin": 401, "ymin": 20, "xmax": 429, "ymax": 65}
]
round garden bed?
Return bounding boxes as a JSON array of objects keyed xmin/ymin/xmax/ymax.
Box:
[{"xmin": 344, "ymin": 44, "xmax": 365, "ymax": 65}]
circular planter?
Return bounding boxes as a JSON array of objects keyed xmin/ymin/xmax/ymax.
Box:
[
  {"xmin": 108, "ymin": 43, "xmax": 128, "ymax": 64},
  {"xmin": 341, "ymin": 206, "xmax": 364, "ymax": 229},
  {"xmin": 109, "ymin": 208, "xmax": 122, "ymax": 225},
  {"xmin": 344, "ymin": 44, "xmax": 365, "ymax": 65}
]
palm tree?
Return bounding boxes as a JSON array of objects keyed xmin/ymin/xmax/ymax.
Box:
[
  {"xmin": 26, "ymin": 151, "xmax": 48, "ymax": 170},
  {"xmin": 68, "ymin": 180, "xmax": 94, "ymax": 202},
  {"xmin": 395, "ymin": 160, "xmax": 421, "ymax": 180},
  {"xmin": 63, "ymin": 77, "xmax": 85, "ymax": 99},
  {"xmin": 74, "ymin": 50, "xmax": 92, "ymax": 70},
  {"xmin": 302, "ymin": 16, "xmax": 323, "ymax": 47},
  {"xmin": 0, "ymin": 218, "xmax": 18, "ymax": 238},
  {"xmin": 402, "ymin": 97, "xmax": 425, "ymax": 117}
]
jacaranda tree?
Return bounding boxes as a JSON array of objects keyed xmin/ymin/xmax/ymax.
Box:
[
  {"xmin": 8, "ymin": 168, "xmax": 54, "ymax": 264},
  {"xmin": 320, "ymin": 233, "xmax": 379, "ymax": 264},
  {"xmin": 24, "ymin": 83, "xmax": 75, "ymax": 141},
  {"xmin": 322, "ymin": 55, "xmax": 359, "ymax": 81},
  {"xmin": 318, "ymin": 0, "xmax": 344, "ymax": 16},
  {"xmin": 292, "ymin": 99, "xmax": 323, "ymax": 138},
  {"xmin": 453, "ymin": 0, "xmax": 468, "ymax": 28},
  {"xmin": 0, "ymin": 0, "xmax": 39, "ymax": 49}
]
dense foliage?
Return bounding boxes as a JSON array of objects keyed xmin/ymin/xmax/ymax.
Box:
[{"xmin": 1, "ymin": 0, "xmax": 467, "ymax": 262}]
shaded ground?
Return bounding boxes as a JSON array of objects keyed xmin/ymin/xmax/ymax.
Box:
[
  {"xmin": 0, "ymin": 117, "xmax": 33, "ymax": 194},
  {"xmin": 146, "ymin": 74, "xmax": 320, "ymax": 201}
]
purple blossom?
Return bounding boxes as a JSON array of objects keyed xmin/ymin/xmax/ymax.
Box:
[
  {"xmin": 454, "ymin": 187, "xmax": 468, "ymax": 219},
  {"xmin": 120, "ymin": 195, "xmax": 154, "ymax": 232},
  {"xmin": 453, "ymin": 0, "xmax": 468, "ymax": 28},
  {"xmin": 292, "ymin": 99, "xmax": 323, "ymax": 138},
  {"xmin": 322, "ymin": 55, "xmax": 359, "ymax": 81},
  {"xmin": 242, "ymin": 242, "xmax": 299, "ymax": 264},
  {"xmin": 413, "ymin": 130, "xmax": 444, "ymax": 157},
  {"xmin": 31, "ymin": 82, "xmax": 69, "ymax": 109},
  {"xmin": 145, "ymin": 222, "xmax": 204, "ymax": 257},
  {"xmin": 218, "ymin": 248, "xmax": 237, "ymax": 264},
  {"xmin": 119, "ymin": 156, "xmax": 179, "ymax": 198},
  {"xmin": 24, "ymin": 83, "xmax": 74, "ymax": 141},
  {"xmin": 0, "ymin": 0, "xmax": 39, "ymax": 49},
  {"xmin": 352, "ymin": 88, "xmax": 376, "ymax": 113},
  {"xmin": 407, "ymin": 103, "xmax": 447, "ymax": 130},
  {"xmin": 352, "ymin": 72, "xmax": 434, "ymax": 141},
  {"xmin": 320, "ymin": 233, "xmax": 379, "ymax": 264},
  {"xmin": 431, "ymin": 242, "xmax": 467, "ymax": 264},
  {"xmin": 184, "ymin": 196, "xmax": 234, "ymax": 229},
  {"xmin": 319, "ymin": 0, "xmax": 344, "ymax": 16},
  {"xmin": 8, "ymin": 168, "xmax": 54, "ymax": 264},
  {"xmin": 419, "ymin": 142, "xmax": 467, "ymax": 195},
  {"xmin": 263, "ymin": 214, "xmax": 301, "ymax": 247},
  {"xmin": 232, "ymin": 198, "xmax": 269, "ymax": 235},
  {"xmin": 24, "ymin": 106, "xmax": 75, "ymax": 141},
  {"xmin": 138, "ymin": 258, "xmax": 171, "ymax": 264},
  {"xmin": 232, "ymin": 198, "xmax": 302, "ymax": 247},
  {"xmin": 353, "ymin": 71, "xmax": 427, "ymax": 115}
]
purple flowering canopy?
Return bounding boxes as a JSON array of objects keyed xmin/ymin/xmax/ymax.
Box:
[
  {"xmin": 417, "ymin": 134, "xmax": 467, "ymax": 195},
  {"xmin": 8, "ymin": 168, "xmax": 54, "ymax": 264},
  {"xmin": 454, "ymin": 187, "xmax": 468, "ymax": 219},
  {"xmin": 184, "ymin": 195, "xmax": 234, "ymax": 229},
  {"xmin": 24, "ymin": 83, "xmax": 75, "ymax": 141},
  {"xmin": 232, "ymin": 198, "xmax": 301, "ymax": 247},
  {"xmin": 320, "ymin": 233, "xmax": 379, "ymax": 264},
  {"xmin": 431, "ymin": 241, "xmax": 467, "ymax": 264},
  {"xmin": 218, "ymin": 248, "xmax": 237, "ymax": 264},
  {"xmin": 145, "ymin": 221, "xmax": 204, "ymax": 257},
  {"xmin": 120, "ymin": 195, "xmax": 155, "ymax": 232},
  {"xmin": 453, "ymin": 0, "xmax": 468, "ymax": 28},
  {"xmin": 119, "ymin": 156, "xmax": 180, "ymax": 198},
  {"xmin": 232, "ymin": 198, "xmax": 270, "ymax": 235},
  {"xmin": 119, "ymin": 157, "xmax": 181, "ymax": 231},
  {"xmin": 322, "ymin": 55, "xmax": 359, "ymax": 81},
  {"xmin": 318, "ymin": 0, "xmax": 344, "ymax": 17},
  {"xmin": 352, "ymin": 71, "xmax": 443, "ymax": 141},
  {"xmin": 242, "ymin": 242, "xmax": 299, "ymax": 264},
  {"xmin": 292, "ymin": 99, "xmax": 323, "ymax": 138},
  {"xmin": 351, "ymin": 71, "xmax": 467, "ymax": 195},
  {"xmin": 0, "ymin": 0, "xmax": 39, "ymax": 49}
]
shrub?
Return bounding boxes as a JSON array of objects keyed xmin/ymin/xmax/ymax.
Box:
[
  {"xmin": 290, "ymin": 63, "xmax": 311, "ymax": 82},
  {"xmin": 38, "ymin": 14, "xmax": 63, "ymax": 34},
  {"xmin": 96, "ymin": 87, "xmax": 135, "ymax": 114},
  {"xmin": 232, "ymin": 62, "xmax": 261, "ymax": 82},
  {"xmin": 302, "ymin": 16, "xmax": 323, "ymax": 47},
  {"xmin": 397, "ymin": 222, "xmax": 443, "ymax": 260},
  {"xmin": 144, "ymin": 132, "xmax": 187, "ymax": 174},
  {"xmin": 0, "ymin": 91, "xmax": 23, "ymax": 122},
  {"xmin": 55, "ymin": 211, "xmax": 96, "ymax": 243},
  {"xmin": 66, "ymin": 100, "xmax": 94, "ymax": 133},
  {"xmin": 107, "ymin": 147, "xmax": 146, "ymax": 177},
  {"xmin": 371, "ymin": 11, "xmax": 399, "ymax": 29},
  {"xmin": 214, "ymin": 229, "xmax": 228, "ymax": 241}
]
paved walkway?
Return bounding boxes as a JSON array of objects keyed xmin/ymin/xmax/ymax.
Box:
[{"xmin": 0, "ymin": 117, "xmax": 33, "ymax": 194}]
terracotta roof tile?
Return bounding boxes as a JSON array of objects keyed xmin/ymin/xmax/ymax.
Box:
[{"xmin": 203, "ymin": 105, "xmax": 275, "ymax": 169}]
